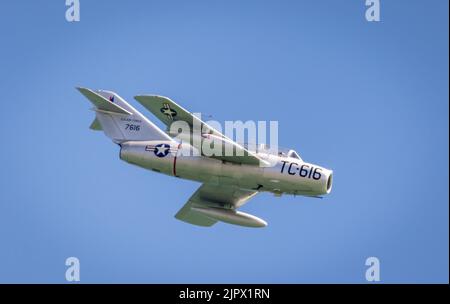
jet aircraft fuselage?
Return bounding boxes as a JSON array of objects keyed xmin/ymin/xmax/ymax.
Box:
[
  {"xmin": 77, "ymin": 87, "xmax": 333, "ymax": 228},
  {"xmin": 119, "ymin": 140, "xmax": 333, "ymax": 198}
]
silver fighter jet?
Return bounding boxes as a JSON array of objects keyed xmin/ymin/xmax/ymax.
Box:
[{"xmin": 77, "ymin": 88, "xmax": 333, "ymax": 228}]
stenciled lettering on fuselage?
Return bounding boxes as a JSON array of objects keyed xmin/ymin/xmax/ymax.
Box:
[
  {"xmin": 280, "ymin": 160, "xmax": 322, "ymax": 180},
  {"xmin": 120, "ymin": 117, "xmax": 142, "ymax": 131}
]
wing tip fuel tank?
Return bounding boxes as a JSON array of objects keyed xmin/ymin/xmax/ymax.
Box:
[{"xmin": 192, "ymin": 207, "xmax": 267, "ymax": 228}]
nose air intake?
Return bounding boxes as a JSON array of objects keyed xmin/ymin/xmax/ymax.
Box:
[{"xmin": 326, "ymin": 172, "xmax": 333, "ymax": 194}]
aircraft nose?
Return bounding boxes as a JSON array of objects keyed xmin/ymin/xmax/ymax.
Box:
[
  {"xmin": 296, "ymin": 164, "xmax": 333, "ymax": 195},
  {"xmin": 325, "ymin": 170, "xmax": 333, "ymax": 194}
]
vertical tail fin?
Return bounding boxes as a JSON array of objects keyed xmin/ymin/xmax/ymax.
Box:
[{"xmin": 77, "ymin": 87, "xmax": 173, "ymax": 143}]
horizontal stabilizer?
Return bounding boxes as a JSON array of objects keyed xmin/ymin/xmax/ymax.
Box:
[
  {"xmin": 77, "ymin": 87, "xmax": 131, "ymax": 115},
  {"xmin": 89, "ymin": 118, "xmax": 102, "ymax": 131},
  {"xmin": 77, "ymin": 87, "xmax": 173, "ymax": 142}
]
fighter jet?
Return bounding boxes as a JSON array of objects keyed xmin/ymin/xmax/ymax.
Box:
[{"xmin": 77, "ymin": 87, "xmax": 333, "ymax": 228}]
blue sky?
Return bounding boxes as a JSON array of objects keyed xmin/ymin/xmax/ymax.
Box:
[{"xmin": 0, "ymin": 0, "xmax": 448, "ymax": 283}]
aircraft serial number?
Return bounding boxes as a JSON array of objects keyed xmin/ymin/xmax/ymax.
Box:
[
  {"xmin": 280, "ymin": 161, "xmax": 322, "ymax": 180},
  {"xmin": 125, "ymin": 124, "xmax": 140, "ymax": 131}
]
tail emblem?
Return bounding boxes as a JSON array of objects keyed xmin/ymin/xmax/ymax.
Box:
[
  {"xmin": 160, "ymin": 103, "xmax": 177, "ymax": 120},
  {"xmin": 109, "ymin": 95, "xmax": 115, "ymax": 102}
]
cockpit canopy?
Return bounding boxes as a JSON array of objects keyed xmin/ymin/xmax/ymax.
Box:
[
  {"xmin": 274, "ymin": 149, "xmax": 302, "ymax": 161},
  {"xmin": 287, "ymin": 149, "xmax": 301, "ymax": 160}
]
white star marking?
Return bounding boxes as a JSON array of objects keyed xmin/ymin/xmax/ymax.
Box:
[
  {"xmin": 162, "ymin": 108, "xmax": 176, "ymax": 118},
  {"xmin": 155, "ymin": 145, "xmax": 169, "ymax": 156}
]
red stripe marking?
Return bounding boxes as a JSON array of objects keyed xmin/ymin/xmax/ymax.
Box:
[{"xmin": 173, "ymin": 142, "xmax": 182, "ymax": 176}]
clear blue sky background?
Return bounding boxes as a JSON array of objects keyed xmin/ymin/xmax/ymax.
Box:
[{"xmin": 0, "ymin": 1, "xmax": 448, "ymax": 283}]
